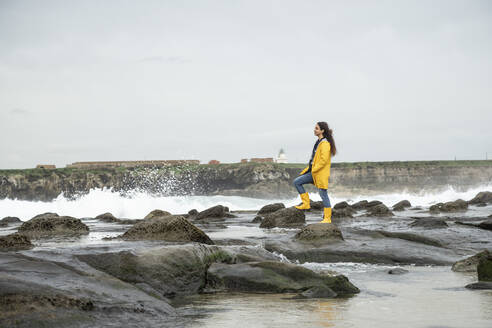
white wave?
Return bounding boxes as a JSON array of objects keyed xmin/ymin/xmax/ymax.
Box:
[{"xmin": 1, "ymin": 183, "xmax": 491, "ymax": 221}]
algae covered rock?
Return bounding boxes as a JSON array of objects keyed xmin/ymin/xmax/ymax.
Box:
[
  {"xmin": 295, "ymin": 223, "xmax": 344, "ymax": 244},
  {"xmin": 121, "ymin": 215, "xmax": 214, "ymax": 244},
  {"xmin": 257, "ymin": 203, "xmax": 285, "ymax": 215},
  {"xmin": 0, "ymin": 233, "xmax": 34, "ymax": 251},
  {"xmin": 259, "ymin": 207, "xmax": 305, "ymax": 228},
  {"xmin": 18, "ymin": 213, "xmax": 89, "ymax": 238}
]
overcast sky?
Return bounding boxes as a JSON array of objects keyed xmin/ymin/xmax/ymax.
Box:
[{"xmin": 1, "ymin": 0, "xmax": 491, "ymax": 169}]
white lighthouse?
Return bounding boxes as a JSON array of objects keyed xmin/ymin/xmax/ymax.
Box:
[{"xmin": 276, "ymin": 148, "xmax": 288, "ymax": 163}]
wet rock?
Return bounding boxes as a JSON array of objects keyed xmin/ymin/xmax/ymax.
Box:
[
  {"xmin": 144, "ymin": 209, "xmax": 172, "ymax": 220},
  {"xmin": 474, "ymin": 202, "xmax": 487, "ymax": 207},
  {"xmin": 468, "ymin": 191, "xmax": 492, "ymax": 204},
  {"xmin": 295, "ymin": 285, "xmax": 338, "ymax": 298},
  {"xmin": 0, "ymin": 233, "xmax": 34, "ymax": 251},
  {"xmin": 95, "ymin": 212, "xmax": 139, "ymax": 225},
  {"xmin": 478, "ymin": 219, "xmax": 492, "ymax": 231},
  {"xmin": 18, "ymin": 214, "xmax": 89, "ymax": 238},
  {"xmin": 393, "ymin": 200, "xmax": 411, "ymax": 211},
  {"xmin": 465, "ymin": 281, "xmax": 492, "ymax": 290},
  {"xmin": 489, "ymin": 214, "xmax": 492, "ymax": 218},
  {"xmin": 259, "ymin": 207, "xmax": 305, "ymax": 228},
  {"xmin": 295, "ymin": 223, "xmax": 344, "ymax": 244},
  {"xmin": 188, "ymin": 209, "xmax": 199, "ymax": 216},
  {"xmin": 477, "ymin": 254, "xmax": 492, "ymax": 282},
  {"xmin": 366, "ymin": 204, "xmax": 393, "ymax": 217},
  {"xmin": 193, "ymin": 205, "xmax": 236, "ymax": 221},
  {"xmin": 78, "ymin": 244, "xmax": 231, "ymax": 298},
  {"xmin": 409, "ymin": 217, "xmax": 448, "ymax": 229},
  {"xmin": 310, "ymin": 201, "xmax": 324, "ymax": 210},
  {"xmin": 367, "ymin": 200, "xmax": 383, "ymax": 208},
  {"xmin": 334, "ymin": 201, "xmax": 351, "ymax": 209},
  {"xmin": 257, "ymin": 203, "xmax": 285, "ymax": 215},
  {"xmin": 251, "ymin": 216, "xmax": 263, "ymax": 223},
  {"xmin": 351, "ymin": 200, "xmax": 368, "ymax": 210},
  {"xmin": 375, "ymin": 230, "xmax": 442, "ymax": 247},
  {"xmin": 452, "ymin": 250, "xmax": 490, "ymax": 272},
  {"xmin": 121, "ymin": 215, "xmax": 214, "ymax": 244},
  {"xmin": 205, "ymin": 261, "xmax": 359, "ymax": 296},
  {"xmin": 387, "ymin": 268, "xmax": 409, "ymax": 275},
  {"xmin": 430, "ymin": 199, "xmax": 468, "ymax": 213},
  {"xmin": 0, "ymin": 216, "xmax": 21, "ymax": 225},
  {"xmin": 333, "ymin": 207, "xmax": 354, "ymax": 218}
]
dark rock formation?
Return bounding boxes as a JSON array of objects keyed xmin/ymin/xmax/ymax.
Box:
[
  {"xmin": 478, "ymin": 219, "xmax": 492, "ymax": 231},
  {"xmin": 95, "ymin": 212, "xmax": 139, "ymax": 224},
  {"xmin": 0, "ymin": 233, "xmax": 34, "ymax": 251},
  {"xmin": 477, "ymin": 253, "xmax": 492, "ymax": 282},
  {"xmin": 121, "ymin": 215, "xmax": 214, "ymax": 244},
  {"xmin": 374, "ymin": 230, "xmax": 442, "ymax": 247},
  {"xmin": 17, "ymin": 214, "xmax": 89, "ymax": 238},
  {"xmin": 430, "ymin": 199, "xmax": 468, "ymax": 213},
  {"xmin": 259, "ymin": 207, "xmax": 305, "ymax": 228},
  {"xmin": 192, "ymin": 205, "xmax": 236, "ymax": 221},
  {"xmin": 393, "ymin": 200, "xmax": 411, "ymax": 211},
  {"xmin": 468, "ymin": 191, "xmax": 492, "ymax": 204},
  {"xmin": 0, "ymin": 216, "xmax": 21, "ymax": 226},
  {"xmin": 352, "ymin": 200, "xmax": 368, "ymax": 210},
  {"xmin": 334, "ymin": 201, "xmax": 351, "ymax": 209},
  {"xmin": 205, "ymin": 261, "xmax": 360, "ymax": 296},
  {"xmin": 365, "ymin": 204, "xmax": 393, "ymax": 217},
  {"xmin": 310, "ymin": 201, "xmax": 324, "ymax": 210},
  {"xmin": 251, "ymin": 216, "xmax": 263, "ymax": 223},
  {"xmin": 294, "ymin": 223, "xmax": 344, "ymax": 244},
  {"xmin": 387, "ymin": 268, "xmax": 409, "ymax": 275},
  {"xmin": 453, "ymin": 250, "xmax": 490, "ymax": 272},
  {"xmin": 333, "ymin": 207, "xmax": 355, "ymax": 218},
  {"xmin": 257, "ymin": 203, "xmax": 285, "ymax": 215}
]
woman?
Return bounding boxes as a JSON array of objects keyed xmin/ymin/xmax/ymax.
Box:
[{"xmin": 293, "ymin": 122, "xmax": 337, "ymax": 223}]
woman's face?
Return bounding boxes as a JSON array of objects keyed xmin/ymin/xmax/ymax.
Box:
[{"xmin": 314, "ymin": 124, "xmax": 324, "ymax": 137}]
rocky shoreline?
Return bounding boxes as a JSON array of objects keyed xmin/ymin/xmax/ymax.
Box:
[
  {"xmin": 1, "ymin": 190, "xmax": 491, "ymax": 327},
  {"xmin": 1, "ymin": 161, "xmax": 492, "ymax": 201}
]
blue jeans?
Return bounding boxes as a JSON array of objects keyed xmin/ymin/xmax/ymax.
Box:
[{"xmin": 293, "ymin": 172, "xmax": 331, "ymax": 208}]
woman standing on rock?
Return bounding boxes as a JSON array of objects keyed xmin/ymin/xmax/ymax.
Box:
[{"xmin": 293, "ymin": 122, "xmax": 337, "ymax": 223}]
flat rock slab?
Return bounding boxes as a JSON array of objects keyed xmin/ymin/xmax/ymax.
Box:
[{"xmin": 295, "ymin": 223, "xmax": 344, "ymax": 244}]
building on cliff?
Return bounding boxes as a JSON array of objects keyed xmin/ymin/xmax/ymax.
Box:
[
  {"xmin": 36, "ymin": 164, "xmax": 56, "ymax": 169},
  {"xmin": 66, "ymin": 160, "xmax": 200, "ymax": 169}
]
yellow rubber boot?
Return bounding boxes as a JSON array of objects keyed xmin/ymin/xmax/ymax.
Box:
[
  {"xmin": 294, "ymin": 192, "xmax": 311, "ymax": 210},
  {"xmin": 320, "ymin": 207, "xmax": 332, "ymax": 223}
]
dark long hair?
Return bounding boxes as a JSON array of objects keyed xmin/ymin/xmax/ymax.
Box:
[{"xmin": 317, "ymin": 121, "xmax": 337, "ymax": 156}]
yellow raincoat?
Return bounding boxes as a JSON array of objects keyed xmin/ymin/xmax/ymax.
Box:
[{"xmin": 299, "ymin": 139, "xmax": 331, "ymax": 189}]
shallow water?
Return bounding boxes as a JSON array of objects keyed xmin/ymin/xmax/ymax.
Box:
[{"xmin": 177, "ymin": 265, "xmax": 492, "ymax": 328}]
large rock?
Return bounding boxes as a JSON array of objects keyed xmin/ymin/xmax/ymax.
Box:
[
  {"xmin": 452, "ymin": 250, "xmax": 490, "ymax": 272},
  {"xmin": 205, "ymin": 261, "xmax": 359, "ymax": 296},
  {"xmin": 257, "ymin": 203, "xmax": 285, "ymax": 215},
  {"xmin": 78, "ymin": 244, "xmax": 231, "ymax": 298},
  {"xmin": 477, "ymin": 253, "xmax": 492, "ymax": 282},
  {"xmin": 333, "ymin": 207, "xmax": 355, "ymax": 218},
  {"xmin": 333, "ymin": 201, "xmax": 351, "ymax": 209},
  {"xmin": 0, "ymin": 216, "xmax": 21, "ymax": 226},
  {"xmin": 18, "ymin": 214, "xmax": 89, "ymax": 238},
  {"xmin": 259, "ymin": 207, "xmax": 305, "ymax": 228},
  {"xmin": 295, "ymin": 223, "xmax": 344, "ymax": 244},
  {"xmin": 144, "ymin": 209, "xmax": 172, "ymax": 220},
  {"xmin": 430, "ymin": 199, "xmax": 468, "ymax": 213},
  {"xmin": 365, "ymin": 204, "xmax": 393, "ymax": 217},
  {"xmin": 193, "ymin": 205, "xmax": 236, "ymax": 221},
  {"xmin": 0, "ymin": 233, "xmax": 33, "ymax": 251},
  {"xmin": 468, "ymin": 191, "xmax": 492, "ymax": 204},
  {"xmin": 351, "ymin": 200, "xmax": 368, "ymax": 210},
  {"xmin": 393, "ymin": 200, "xmax": 411, "ymax": 211},
  {"xmin": 121, "ymin": 215, "xmax": 214, "ymax": 244}
]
